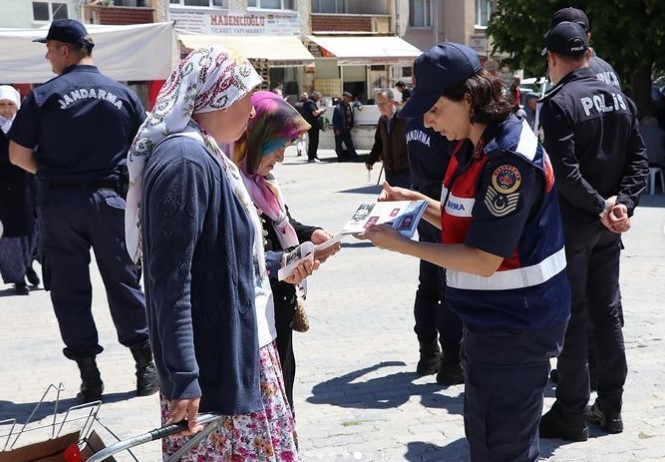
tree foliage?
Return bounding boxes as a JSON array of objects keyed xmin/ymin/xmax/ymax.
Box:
[{"xmin": 487, "ymin": 0, "xmax": 665, "ymax": 114}]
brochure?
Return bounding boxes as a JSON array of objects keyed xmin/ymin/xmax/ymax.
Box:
[
  {"xmin": 278, "ymin": 242, "xmax": 315, "ymax": 281},
  {"xmin": 340, "ymin": 200, "xmax": 428, "ymax": 238},
  {"xmin": 276, "ymin": 234, "xmax": 343, "ymax": 281}
]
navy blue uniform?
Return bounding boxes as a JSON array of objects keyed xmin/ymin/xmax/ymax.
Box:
[
  {"xmin": 540, "ymin": 67, "xmax": 648, "ymax": 424},
  {"xmin": 441, "ymin": 117, "xmax": 569, "ymax": 461},
  {"xmin": 9, "ymin": 64, "xmax": 148, "ymax": 360},
  {"xmin": 404, "ymin": 117, "xmax": 462, "ymax": 355}
]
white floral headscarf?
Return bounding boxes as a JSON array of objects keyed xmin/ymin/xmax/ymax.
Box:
[{"xmin": 125, "ymin": 45, "xmax": 262, "ymax": 264}]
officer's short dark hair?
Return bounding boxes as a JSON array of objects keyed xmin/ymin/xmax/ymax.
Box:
[
  {"xmin": 61, "ymin": 39, "xmax": 94, "ymax": 58},
  {"xmin": 442, "ymin": 69, "xmax": 514, "ymax": 125}
]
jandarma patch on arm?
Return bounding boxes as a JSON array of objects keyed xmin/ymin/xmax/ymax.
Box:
[
  {"xmin": 484, "ymin": 164, "xmax": 522, "ymax": 217},
  {"xmin": 491, "ymin": 164, "xmax": 522, "ymax": 193}
]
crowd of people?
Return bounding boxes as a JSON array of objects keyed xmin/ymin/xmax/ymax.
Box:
[{"xmin": 0, "ymin": 5, "xmax": 655, "ymax": 461}]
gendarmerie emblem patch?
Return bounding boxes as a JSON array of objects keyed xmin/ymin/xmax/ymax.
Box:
[
  {"xmin": 485, "ymin": 164, "xmax": 522, "ymax": 217},
  {"xmin": 491, "ymin": 164, "xmax": 522, "ymax": 193}
]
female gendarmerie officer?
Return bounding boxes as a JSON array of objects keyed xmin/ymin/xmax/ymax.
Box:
[{"xmin": 360, "ymin": 42, "xmax": 571, "ymax": 462}]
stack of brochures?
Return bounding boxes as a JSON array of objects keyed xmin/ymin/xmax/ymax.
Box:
[{"xmin": 340, "ymin": 200, "xmax": 427, "ymax": 238}]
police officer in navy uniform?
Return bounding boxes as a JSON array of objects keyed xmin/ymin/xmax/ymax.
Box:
[
  {"xmin": 404, "ymin": 116, "xmax": 463, "ymax": 384},
  {"xmin": 545, "ymin": 6, "xmax": 623, "ymax": 391},
  {"xmin": 363, "ymin": 42, "xmax": 570, "ymax": 462},
  {"xmin": 538, "ymin": 21, "xmax": 648, "ymax": 441},
  {"xmin": 8, "ymin": 19, "xmax": 158, "ymax": 403}
]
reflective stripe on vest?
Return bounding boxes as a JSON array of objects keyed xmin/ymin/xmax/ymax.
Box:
[
  {"xmin": 441, "ymin": 187, "xmax": 475, "ymax": 217},
  {"xmin": 447, "ymin": 246, "xmax": 567, "ymax": 291}
]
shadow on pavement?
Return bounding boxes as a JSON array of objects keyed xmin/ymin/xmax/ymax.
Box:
[
  {"xmin": 405, "ymin": 439, "xmax": 469, "ymax": 462},
  {"xmin": 306, "ymin": 361, "xmax": 463, "ymax": 413},
  {"xmin": 337, "ymin": 185, "xmax": 383, "ymax": 195},
  {"xmin": 0, "ymin": 391, "xmax": 136, "ymax": 425},
  {"xmin": 340, "ymin": 241, "xmax": 373, "ymax": 249}
]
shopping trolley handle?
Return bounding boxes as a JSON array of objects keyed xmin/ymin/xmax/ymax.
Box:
[
  {"xmin": 149, "ymin": 413, "xmax": 220, "ymax": 440},
  {"xmin": 86, "ymin": 413, "xmax": 221, "ymax": 462}
]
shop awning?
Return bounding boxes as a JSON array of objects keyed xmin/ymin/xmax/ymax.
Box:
[
  {"xmin": 0, "ymin": 22, "xmax": 179, "ymax": 84},
  {"xmin": 178, "ymin": 34, "xmax": 315, "ymax": 66},
  {"xmin": 306, "ymin": 35, "xmax": 421, "ymax": 66}
]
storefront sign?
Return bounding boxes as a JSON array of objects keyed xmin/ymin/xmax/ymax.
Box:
[{"xmin": 170, "ymin": 8, "xmax": 301, "ymax": 36}]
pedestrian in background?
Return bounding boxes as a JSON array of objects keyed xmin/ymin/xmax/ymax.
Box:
[
  {"xmin": 127, "ymin": 46, "xmax": 312, "ymax": 460},
  {"xmin": 303, "ymin": 91, "xmax": 325, "ymax": 163},
  {"xmin": 395, "ymin": 80, "xmax": 411, "ymax": 103},
  {"xmin": 365, "ymin": 89, "xmax": 411, "ymax": 188},
  {"xmin": 538, "ymin": 21, "xmax": 648, "ymax": 441},
  {"xmin": 0, "ymin": 85, "xmax": 40, "ymax": 296},
  {"xmin": 404, "ymin": 115, "xmax": 463, "ymax": 385},
  {"xmin": 8, "ymin": 19, "xmax": 157, "ymax": 403},
  {"xmin": 362, "ymin": 42, "xmax": 570, "ymax": 462},
  {"xmin": 332, "ymin": 91, "xmax": 361, "ymax": 162}
]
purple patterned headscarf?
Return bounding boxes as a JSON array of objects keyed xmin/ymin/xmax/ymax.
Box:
[
  {"xmin": 239, "ymin": 91, "xmax": 311, "ymax": 174},
  {"xmin": 234, "ymin": 91, "xmax": 310, "ymax": 263}
]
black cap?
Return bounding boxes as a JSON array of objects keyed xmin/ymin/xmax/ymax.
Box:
[
  {"xmin": 400, "ymin": 42, "xmax": 481, "ymax": 118},
  {"xmin": 33, "ymin": 19, "xmax": 94, "ymax": 48},
  {"xmin": 549, "ymin": 7, "xmax": 590, "ymax": 32},
  {"xmin": 541, "ymin": 21, "xmax": 588, "ymax": 56}
]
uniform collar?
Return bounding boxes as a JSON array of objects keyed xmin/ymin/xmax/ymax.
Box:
[
  {"xmin": 540, "ymin": 67, "xmax": 595, "ymax": 102},
  {"xmin": 61, "ymin": 64, "xmax": 100, "ymax": 75},
  {"xmin": 483, "ymin": 115, "xmax": 525, "ymax": 158}
]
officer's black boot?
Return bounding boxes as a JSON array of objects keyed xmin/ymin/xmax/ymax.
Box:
[
  {"xmin": 75, "ymin": 356, "xmax": 104, "ymax": 403},
  {"xmin": 436, "ymin": 348, "xmax": 465, "ymax": 385},
  {"xmin": 586, "ymin": 398, "xmax": 623, "ymax": 434},
  {"xmin": 416, "ymin": 338, "xmax": 441, "ymax": 376},
  {"xmin": 131, "ymin": 347, "xmax": 159, "ymax": 396}
]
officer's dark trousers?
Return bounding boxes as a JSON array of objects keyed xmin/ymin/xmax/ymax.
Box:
[
  {"xmin": 307, "ymin": 128, "xmax": 320, "ymax": 161},
  {"xmin": 555, "ymin": 221, "xmax": 626, "ymax": 417},
  {"xmin": 38, "ymin": 188, "xmax": 149, "ymax": 360},
  {"xmin": 413, "ymin": 219, "xmax": 462, "ymax": 352},
  {"xmin": 334, "ymin": 130, "xmax": 357, "ymax": 160},
  {"xmin": 385, "ymin": 169, "xmax": 411, "ymax": 189},
  {"xmin": 463, "ymin": 322, "xmax": 566, "ymax": 462}
]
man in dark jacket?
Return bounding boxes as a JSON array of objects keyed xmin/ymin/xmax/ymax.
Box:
[
  {"xmin": 365, "ymin": 89, "xmax": 410, "ymax": 188},
  {"xmin": 303, "ymin": 92, "xmax": 325, "ymax": 163},
  {"xmin": 332, "ymin": 91, "xmax": 361, "ymax": 162}
]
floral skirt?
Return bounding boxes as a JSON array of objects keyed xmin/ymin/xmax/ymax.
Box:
[{"xmin": 160, "ymin": 341, "xmax": 298, "ymax": 461}]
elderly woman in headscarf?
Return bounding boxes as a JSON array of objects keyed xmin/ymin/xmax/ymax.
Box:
[
  {"xmin": 125, "ymin": 46, "xmax": 314, "ymax": 461},
  {"xmin": 233, "ymin": 91, "xmax": 340, "ymax": 412},
  {"xmin": 0, "ymin": 85, "xmax": 40, "ymax": 295}
]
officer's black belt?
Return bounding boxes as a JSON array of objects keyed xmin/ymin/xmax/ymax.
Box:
[{"xmin": 42, "ymin": 179, "xmax": 119, "ymax": 190}]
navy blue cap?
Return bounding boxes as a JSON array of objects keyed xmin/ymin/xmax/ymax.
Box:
[
  {"xmin": 33, "ymin": 19, "xmax": 94, "ymax": 47},
  {"xmin": 400, "ymin": 42, "xmax": 482, "ymax": 118},
  {"xmin": 548, "ymin": 7, "xmax": 590, "ymax": 32},
  {"xmin": 541, "ymin": 21, "xmax": 588, "ymax": 56}
]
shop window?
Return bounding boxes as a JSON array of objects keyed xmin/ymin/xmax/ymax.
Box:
[
  {"xmin": 409, "ymin": 0, "xmax": 431, "ymax": 28},
  {"xmin": 312, "ymin": 0, "xmax": 346, "ymax": 14},
  {"xmin": 32, "ymin": 1, "xmax": 68, "ymax": 21},
  {"xmin": 248, "ymin": 0, "xmax": 295, "ymax": 9},
  {"xmin": 170, "ymin": 0, "xmax": 226, "ymax": 7},
  {"xmin": 475, "ymin": 0, "xmax": 493, "ymax": 27}
]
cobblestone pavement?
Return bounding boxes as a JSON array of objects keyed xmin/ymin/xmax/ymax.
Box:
[{"xmin": 1, "ymin": 148, "xmax": 664, "ymax": 461}]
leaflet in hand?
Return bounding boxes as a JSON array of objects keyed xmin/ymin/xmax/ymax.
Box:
[
  {"xmin": 277, "ymin": 242, "xmax": 315, "ymax": 281},
  {"xmin": 276, "ymin": 234, "xmax": 343, "ymax": 281},
  {"xmin": 341, "ymin": 200, "xmax": 427, "ymax": 238}
]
